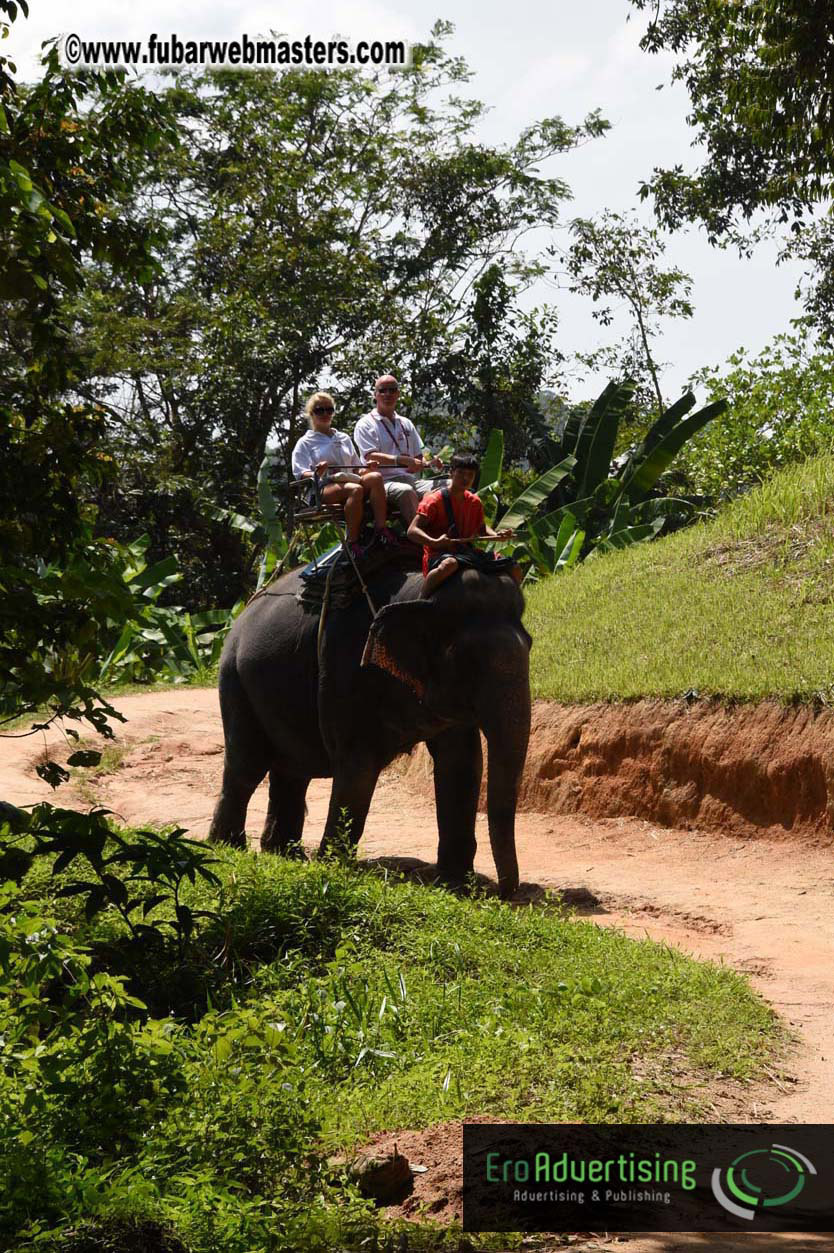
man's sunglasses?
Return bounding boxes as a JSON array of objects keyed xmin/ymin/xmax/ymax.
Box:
[
  {"xmin": 376, "ymin": 386, "xmax": 399, "ymax": 394},
  {"xmin": 313, "ymin": 405, "xmax": 335, "ymax": 415}
]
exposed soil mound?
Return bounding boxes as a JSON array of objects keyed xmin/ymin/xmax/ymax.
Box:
[
  {"xmin": 401, "ymin": 698, "xmax": 834, "ymax": 844},
  {"xmin": 354, "ymin": 1118, "xmax": 491, "ymax": 1225}
]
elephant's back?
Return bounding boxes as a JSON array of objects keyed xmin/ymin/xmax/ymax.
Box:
[{"xmin": 226, "ymin": 567, "xmax": 318, "ymax": 657}]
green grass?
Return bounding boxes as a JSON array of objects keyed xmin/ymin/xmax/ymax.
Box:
[
  {"xmin": 3, "ymin": 844, "xmax": 783, "ymax": 1252},
  {"xmin": 526, "ymin": 451, "xmax": 834, "ymax": 703}
]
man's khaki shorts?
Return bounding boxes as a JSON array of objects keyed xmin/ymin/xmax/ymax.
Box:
[{"xmin": 383, "ymin": 475, "xmax": 448, "ymax": 523}]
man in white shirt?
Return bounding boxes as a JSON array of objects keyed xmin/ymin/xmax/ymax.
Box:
[{"xmin": 353, "ymin": 375, "xmax": 444, "ymax": 524}]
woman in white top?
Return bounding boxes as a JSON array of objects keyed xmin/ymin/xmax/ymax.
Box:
[{"xmin": 291, "ymin": 392, "xmax": 395, "ymax": 558}]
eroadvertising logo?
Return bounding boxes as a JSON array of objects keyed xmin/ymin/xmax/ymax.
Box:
[
  {"xmin": 462, "ymin": 1124, "xmax": 834, "ymax": 1232},
  {"xmin": 711, "ymin": 1143, "xmax": 816, "ymax": 1220}
]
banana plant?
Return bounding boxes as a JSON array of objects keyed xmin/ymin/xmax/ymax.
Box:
[
  {"xmin": 542, "ymin": 379, "xmax": 724, "ymax": 557},
  {"xmin": 479, "ymin": 377, "xmax": 725, "ymax": 579},
  {"xmin": 97, "ymin": 536, "xmax": 246, "ymax": 683}
]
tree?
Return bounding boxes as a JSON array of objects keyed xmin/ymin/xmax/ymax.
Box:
[
  {"xmin": 628, "ymin": 0, "xmax": 834, "ymax": 237},
  {"xmin": 0, "ymin": 3, "xmax": 177, "ymax": 738},
  {"xmin": 559, "ymin": 211, "xmax": 694, "ymax": 418},
  {"xmin": 782, "ymin": 216, "xmax": 834, "ymax": 345},
  {"xmin": 411, "ymin": 263, "xmax": 562, "ymax": 466},
  {"xmin": 674, "ymin": 331, "xmax": 834, "ymax": 501},
  {"xmin": 71, "ymin": 25, "xmax": 609, "ymax": 604}
]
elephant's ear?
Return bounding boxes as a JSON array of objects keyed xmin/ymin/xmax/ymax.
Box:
[{"xmin": 360, "ymin": 601, "xmax": 436, "ymax": 699}]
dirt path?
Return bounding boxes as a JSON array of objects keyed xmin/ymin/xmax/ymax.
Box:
[{"xmin": 3, "ymin": 689, "xmax": 833, "ymax": 1251}]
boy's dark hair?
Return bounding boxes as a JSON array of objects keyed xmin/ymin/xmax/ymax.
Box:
[{"xmin": 450, "ymin": 451, "xmax": 480, "ymax": 473}]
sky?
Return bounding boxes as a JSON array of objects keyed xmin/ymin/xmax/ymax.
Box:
[{"xmin": 7, "ymin": 0, "xmax": 808, "ymax": 400}]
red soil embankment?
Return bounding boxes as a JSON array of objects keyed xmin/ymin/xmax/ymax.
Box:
[{"xmin": 403, "ymin": 698, "xmax": 834, "ymax": 844}]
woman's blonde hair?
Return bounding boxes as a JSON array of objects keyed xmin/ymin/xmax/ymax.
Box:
[{"xmin": 305, "ymin": 392, "xmax": 335, "ymax": 426}]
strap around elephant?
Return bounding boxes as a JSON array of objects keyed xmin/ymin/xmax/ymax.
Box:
[{"xmin": 440, "ymin": 488, "xmax": 458, "ymax": 537}]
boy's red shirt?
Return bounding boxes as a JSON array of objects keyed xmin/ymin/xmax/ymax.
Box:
[{"xmin": 415, "ymin": 488, "xmax": 485, "ymax": 575}]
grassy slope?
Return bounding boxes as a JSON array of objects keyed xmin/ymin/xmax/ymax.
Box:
[{"xmin": 526, "ymin": 452, "xmax": 834, "ymax": 704}]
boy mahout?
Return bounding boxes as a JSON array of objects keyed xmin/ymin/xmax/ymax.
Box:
[{"xmin": 407, "ymin": 451, "xmax": 520, "ymax": 596}]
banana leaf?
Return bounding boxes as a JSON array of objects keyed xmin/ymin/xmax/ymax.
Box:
[
  {"xmin": 189, "ymin": 608, "xmax": 234, "ymax": 631},
  {"xmin": 98, "ymin": 622, "xmax": 140, "ymax": 679},
  {"xmin": 478, "ymin": 428, "xmax": 504, "ymax": 493},
  {"xmin": 257, "ymin": 452, "xmax": 289, "ymax": 588},
  {"xmin": 552, "ymin": 403, "xmax": 586, "ymax": 462},
  {"xmin": 522, "ymin": 526, "xmax": 554, "ymax": 575},
  {"xmin": 202, "ymin": 501, "xmax": 261, "ymax": 536},
  {"xmin": 621, "ymin": 398, "xmax": 727, "ymax": 501},
  {"xmin": 555, "ymin": 526, "xmax": 585, "ymax": 570},
  {"xmin": 257, "ymin": 453, "xmax": 286, "ymax": 547},
  {"xmin": 576, "ymin": 379, "xmax": 636, "ymax": 498},
  {"xmin": 540, "ymin": 511, "xmax": 584, "ymax": 571},
  {"xmin": 616, "ymin": 391, "xmax": 696, "ymax": 487},
  {"xmin": 127, "ymin": 555, "xmax": 181, "ymax": 595},
  {"xmin": 592, "ymin": 476, "xmax": 622, "ymax": 507},
  {"xmin": 526, "ymin": 496, "xmax": 593, "ymax": 536},
  {"xmin": 642, "ymin": 390, "xmax": 697, "ymax": 452},
  {"xmin": 620, "ymin": 496, "xmax": 695, "ymax": 527},
  {"xmin": 546, "ymin": 511, "xmax": 579, "ymax": 550},
  {"xmin": 125, "ymin": 534, "xmax": 152, "ymax": 560},
  {"xmin": 477, "ymin": 428, "xmax": 505, "ymax": 525},
  {"xmin": 593, "ymin": 517, "xmax": 666, "ymax": 554},
  {"xmin": 497, "ymin": 455, "xmax": 576, "ymax": 530}
]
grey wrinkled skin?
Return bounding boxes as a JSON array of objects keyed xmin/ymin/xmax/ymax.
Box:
[{"xmin": 208, "ymin": 564, "xmax": 531, "ymax": 898}]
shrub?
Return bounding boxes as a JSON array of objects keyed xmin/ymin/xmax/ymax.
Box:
[{"xmin": 676, "ymin": 332, "xmax": 834, "ymax": 502}]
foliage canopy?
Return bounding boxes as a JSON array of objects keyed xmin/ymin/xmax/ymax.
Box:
[
  {"xmin": 629, "ymin": 0, "xmax": 834, "ymax": 236},
  {"xmin": 0, "ymin": 12, "xmax": 178, "ymax": 734},
  {"xmin": 69, "ymin": 27, "xmax": 607, "ymax": 603}
]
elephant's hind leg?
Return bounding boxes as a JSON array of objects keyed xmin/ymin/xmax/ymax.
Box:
[
  {"xmin": 261, "ymin": 771, "xmax": 310, "ymax": 855},
  {"xmin": 208, "ymin": 663, "xmax": 271, "ymax": 849},
  {"xmin": 209, "ymin": 753, "xmax": 270, "ymax": 849}
]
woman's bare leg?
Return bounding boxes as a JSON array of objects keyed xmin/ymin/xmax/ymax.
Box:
[
  {"xmin": 361, "ymin": 471, "xmax": 387, "ymax": 529},
  {"xmin": 321, "ymin": 482, "xmax": 363, "ymax": 542}
]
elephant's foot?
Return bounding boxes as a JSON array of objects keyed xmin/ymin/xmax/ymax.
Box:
[
  {"xmin": 436, "ymin": 856, "xmax": 477, "ymax": 894},
  {"xmin": 261, "ymin": 772, "xmax": 310, "ymax": 856},
  {"xmin": 260, "ymin": 834, "xmax": 307, "ymax": 860},
  {"xmin": 317, "ymin": 830, "xmax": 359, "ymax": 863},
  {"xmin": 496, "ymin": 869, "xmax": 520, "ymax": 901},
  {"xmin": 206, "ymin": 825, "xmax": 248, "ymax": 850},
  {"xmin": 209, "ymin": 763, "xmax": 267, "ymax": 851}
]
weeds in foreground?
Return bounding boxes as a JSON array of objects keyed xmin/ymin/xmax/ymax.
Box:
[{"xmin": 0, "ymin": 834, "xmax": 782, "ymax": 1252}]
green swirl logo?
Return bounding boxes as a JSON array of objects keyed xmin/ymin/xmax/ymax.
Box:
[{"xmin": 711, "ymin": 1144, "xmax": 816, "ymax": 1220}]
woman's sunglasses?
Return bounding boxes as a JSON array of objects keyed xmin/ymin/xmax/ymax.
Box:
[{"xmin": 313, "ymin": 405, "xmax": 334, "ymax": 415}]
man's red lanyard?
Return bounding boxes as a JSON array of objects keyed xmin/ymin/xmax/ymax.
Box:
[{"xmin": 379, "ymin": 415, "xmax": 409, "ymax": 455}]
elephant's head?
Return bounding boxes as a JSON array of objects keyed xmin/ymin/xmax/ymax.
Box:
[{"xmin": 361, "ymin": 569, "xmax": 531, "ymax": 896}]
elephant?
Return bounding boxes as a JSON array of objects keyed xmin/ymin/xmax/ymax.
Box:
[{"xmin": 207, "ymin": 559, "xmax": 532, "ymax": 898}]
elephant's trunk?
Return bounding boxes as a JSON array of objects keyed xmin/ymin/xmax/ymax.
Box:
[{"xmin": 477, "ymin": 626, "xmax": 531, "ymax": 899}]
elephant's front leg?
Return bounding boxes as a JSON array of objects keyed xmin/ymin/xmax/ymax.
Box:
[
  {"xmin": 318, "ymin": 753, "xmax": 381, "ymax": 858},
  {"xmin": 427, "ymin": 725, "xmax": 482, "ymax": 888}
]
